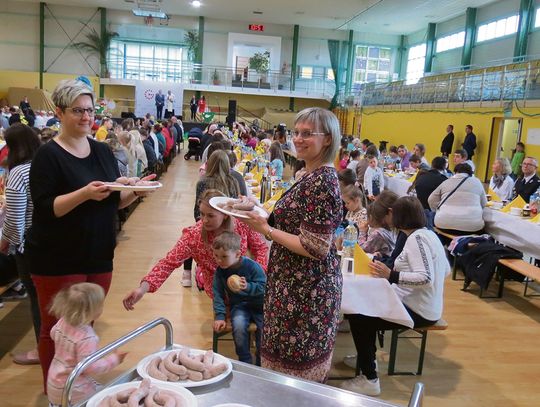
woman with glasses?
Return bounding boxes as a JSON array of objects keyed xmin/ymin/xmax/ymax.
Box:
[
  {"xmin": 24, "ymin": 79, "xmax": 154, "ymax": 390},
  {"xmin": 242, "ymin": 107, "xmax": 343, "ymax": 382}
]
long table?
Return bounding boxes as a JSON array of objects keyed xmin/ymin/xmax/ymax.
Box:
[{"xmin": 384, "ymin": 174, "xmax": 412, "ymax": 197}]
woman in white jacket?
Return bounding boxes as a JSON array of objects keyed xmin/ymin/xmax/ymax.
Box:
[
  {"xmin": 428, "ymin": 163, "xmax": 487, "ymax": 234},
  {"xmin": 488, "ymin": 158, "xmax": 514, "ymax": 201},
  {"xmin": 342, "ymin": 196, "xmax": 450, "ymax": 396}
]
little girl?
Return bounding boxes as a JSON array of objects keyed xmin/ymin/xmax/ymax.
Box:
[
  {"xmin": 47, "ymin": 283, "xmax": 127, "ymax": 407},
  {"xmin": 339, "ymin": 150, "xmax": 350, "ymax": 170},
  {"xmin": 363, "ymin": 155, "xmax": 384, "ymax": 201},
  {"xmin": 269, "ymin": 141, "xmax": 285, "ymax": 179},
  {"xmin": 511, "ymin": 142, "xmax": 525, "ymax": 177},
  {"xmin": 361, "ymin": 202, "xmax": 396, "ymax": 257},
  {"xmin": 342, "ymin": 185, "xmax": 368, "ymax": 245}
]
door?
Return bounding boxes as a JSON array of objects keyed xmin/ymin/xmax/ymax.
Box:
[{"xmin": 486, "ymin": 117, "xmax": 522, "ymax": 182}]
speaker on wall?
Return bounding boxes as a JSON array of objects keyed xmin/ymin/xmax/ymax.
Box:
[{"xmin": 227, "ymin": 99, "xmax": 237, "ymax": 126}]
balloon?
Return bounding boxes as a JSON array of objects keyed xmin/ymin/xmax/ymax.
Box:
[{"xmin": 107, "ymin": 101, "xmax": 116, "ymax": 110}]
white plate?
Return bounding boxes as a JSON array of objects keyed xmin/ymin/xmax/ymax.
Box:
[
  {"xmin": 137, "ymin": 347, "xmax": 233, "ymax": 388},
  {"xmin": 103, "ymin": 181, "xmax": 163, "ymax": 192},
  {"xmin": 209, "ymin": 197, "xmax": 268, "ymax": 219},
  {"xmin": 86, "ymin": 380, "xmax": 198, "ymax": 407}
]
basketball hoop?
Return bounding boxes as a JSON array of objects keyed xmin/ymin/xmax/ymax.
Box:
[{"xmin": 144, "ymin": 16, "xmax": 154, "ymax": 26}]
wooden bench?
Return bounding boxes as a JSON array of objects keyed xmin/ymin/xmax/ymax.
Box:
[
  {"xmin": 212, "ymin": 321, "xmax": 258, "ymax": 353},
  {"xmin": 433, "ymin": 228, "xmax": 461, "ymax": 281},
  {"xmin": 496, "ymin": 258, "xmax": 540, "ymax": 298},
  {"xmin": 387, "ymin": 319, "xmax": 448, "ymax": 376}
]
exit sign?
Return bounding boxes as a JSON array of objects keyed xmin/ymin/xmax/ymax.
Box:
[{"xmin": 249, "ymin": 24, "xmax": 264, "ymax": 31}]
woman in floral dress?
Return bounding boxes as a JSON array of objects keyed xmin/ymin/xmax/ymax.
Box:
[{"xmin": 243, "ymin": 107, "xmax": 342, "ymax": 382}]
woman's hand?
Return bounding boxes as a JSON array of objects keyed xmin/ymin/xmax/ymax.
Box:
[
  {"xmin": 369, "ymin": 260, "xmax": 391, "ymax": 279},
  {"xmin": 241, "ymin": 211, "xmax": 270, "ymax": 236},
  {"xmin": 123, "ymin": 283, "xmax": 149, "ymax": 310},
  {"xmin": 84, "ymin": 181, "xmax": 112, "ymax": 202}
]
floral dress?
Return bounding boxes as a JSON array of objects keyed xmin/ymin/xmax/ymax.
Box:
[{"xmin": 262, "ymin": 166, "xmax": 343, "ymax": 382}]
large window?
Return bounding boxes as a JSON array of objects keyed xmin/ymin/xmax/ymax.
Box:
[
  {"xmin": 406, "ymin": 44, "xmax": 426, "ymax": 85},
  {"xmin": 353, "ymin": 45, "xmax": 392, "ymax": 84},
  {"xmin": 108, "ymin": 40, "xmax": 185, "ymax": 81},
  {"xmin": 476, "ymin": 15, "xmax": 519, "ymax": 43},
  {"xmin": 535, "ymin": 8, "xmax": 540, "ymax": 28},
  {"xmin": 436, "ymin": 31, "xmax": 465, "ymax": 53}
]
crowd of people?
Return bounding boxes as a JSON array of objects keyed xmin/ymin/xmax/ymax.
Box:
[{"xmin": 1, "ymin": 78, "xmax": 539, "ymax": 405}]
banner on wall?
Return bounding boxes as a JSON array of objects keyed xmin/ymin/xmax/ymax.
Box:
[{"xmin": 134, "ymin": 81, "xmax": 184, "ymax": 118}]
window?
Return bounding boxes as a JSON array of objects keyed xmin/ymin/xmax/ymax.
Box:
[
  {"xmin": 406, "ymin": 43, "xmax": 426, "ymax": 85},
  {"xmin": 326, "ymin": 68, "xmax": 335, "ymax": 81},
  {"xmin": 353, "ymin": 45, "xmax": 392, "ymax": 85},
  {"xmin": 108, "ymin": 40, "xmax": 185, "ymax": 81},
  {"xmin": 299, "ymin": 66, "xmax": 313, "ymax": 79},
  {"xmin": 477, "ymin": 15, "xmax": 519, "ymax": 43},
  {"xmin": 535, "ymin": 8, "xmax": 540, "ymax": 28},
  {"xmin": 436, "ymin": 31, "xmax": 465, "ymax": 53}
]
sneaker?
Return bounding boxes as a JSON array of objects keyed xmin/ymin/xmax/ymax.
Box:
[
  {"xmin": 343, "ymin": 355, "xmax": 378, "ymax": 371},
  {"xmin": 181, "ymin": 270, "xmax": 192, "ymax": 287},
  {"xmin": 340, "ymin": 375, "xmax": 381, "ymax": 396},
  {"xmin": 2, "ymin": 286, "xmax": 28, "ymax": 300}
]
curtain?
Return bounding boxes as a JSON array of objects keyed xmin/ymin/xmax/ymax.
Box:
[{"xmin": 328, "ymin": 39, "xmax": 341, "ymax": 110}]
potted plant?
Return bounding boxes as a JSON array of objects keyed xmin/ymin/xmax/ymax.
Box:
[
  {"xmin": 184, "ymin": 30, "xmax": 199, "ymax": 62},
  {"xmin": 73, "ymin": 27, "xmax": 119, "ymax": 78},
  {"xmin": 249, "ymin": 51, "xmax": 270, "ymax": 82},
  {"xmin": 212, "ymin": 69, "xmax": 220, "ymax": 85}
]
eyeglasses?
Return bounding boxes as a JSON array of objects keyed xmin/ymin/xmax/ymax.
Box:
[
  {"xmin": 65, "ymin": 107, "xmax": 95, "ymax": 117},
  {"xmin": 292, "ymin": 129, "xmax": 326, "ymax": 139},
  {"xmin": 522, "ymin": 162, "xmax": 537, "ymax": 168}
]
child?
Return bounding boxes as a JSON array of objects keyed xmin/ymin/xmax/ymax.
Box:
[
  {"xmin": 212, "ymin": 232, "xmax": 266, "ymax": 365},
  {"xmin": 361, "ymin": 203, "xmax": 396, "ymax": 257},
  {"xmin": 342, "ymin": 185, "xmax": 368, "ymax": 245},
  {"xmin": 47, "ymin": 283, "xmax": 127, "ymax": 407},
  {"xmin": 269, "ymin": 141, "xmax": 285, "ymax": 179},
  {"xmin": 347, "ymin": 150, "xmax": 362, "ymax": 173},
  {"xmin": 511, "ymin": 142, "xmax": 525, "ymax": 178},
  {"xmin": 363, "ymin": 155, "xmax": 384, "ymax": 201},
  {"xmin": 339, "ymin": 150, "xmax": 350, "ymax": 170}
]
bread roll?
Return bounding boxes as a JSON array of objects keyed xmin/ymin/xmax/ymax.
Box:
[{"xmin": 227, "ymin": 274, "xmax": 242, "ymax": 292}]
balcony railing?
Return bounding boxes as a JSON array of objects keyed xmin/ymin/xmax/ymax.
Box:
[
  {"xmin": 108, "ymin": 56, "xmax": 335, "ymax": 99},
  {"xmin": 352, "ymin": 61, "xmax": 540, "ymax": 108}
]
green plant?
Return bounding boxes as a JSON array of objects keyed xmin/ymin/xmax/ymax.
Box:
[
  {"xmin": 73, "ymin": 27, "xmax": 119, "ymax": 78},
  {"xmin": 184, "ymin": 30, "xmax": 199, "ymax": 62},
  {"xmin": 249, "ymin": 51, "xmax": 270, "ymax": 75},
  {"xmin": 212, "ymin": 69, "xmax": 220, "ymax": 82}
]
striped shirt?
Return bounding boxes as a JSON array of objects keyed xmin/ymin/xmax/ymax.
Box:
[
  {"xmin": 47, "ymin": 319, "xmax": 120, "ymax": 405},
  {"xmin": 2, "ymin": 162, "xmax": 32, "ymax": 253}
]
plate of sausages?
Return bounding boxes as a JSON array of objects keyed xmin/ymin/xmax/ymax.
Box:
[
  {"xmin": 209, "ymin": 197, "xmax": 268, "ymax": 219},
  {"xmin": 137, "ymin": 347, "xmax": 233, "ymax": 388},
  {"xmin": 87, "ymin": 378, "xmax": 197, "ymax": 407}
]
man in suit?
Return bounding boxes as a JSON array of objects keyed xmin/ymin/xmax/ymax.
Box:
[
  {"xmin": 513, "ymin": 157, "xmax": 540, "ymax": 203},
  {"xmin": 155, "ymin": 89, "xmax": 164, "ymax": 120},
  {"xmin": 440, "ymin": 124, "xmax": 454, "ymax": 157},
  {"xmin": 462, "ymin": 124, "xmax": 477, "ymax": 159}
]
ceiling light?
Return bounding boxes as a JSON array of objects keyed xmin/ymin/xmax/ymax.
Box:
[
  {"xmin": 132, "ymin": 8, "xmax": 167, "ymax": 18},
  {"xmin": 253, "ymin": 11, "xmax": 263, "ymax": 15},
  {"xmin": 192, "ymin": 0, "xmax": 201, "ymax": 7}
]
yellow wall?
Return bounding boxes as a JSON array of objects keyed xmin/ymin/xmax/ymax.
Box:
[
  {"xmin": 0, "ymin": 70, "xmax": 99, "ymax": 101},
  {"xmin": 359, "ymin": 106, "xmax": 540, "ymax": 182},
  {"xmin": 501, "ymin": 119, "xmax": 520, "ymax": 160}
]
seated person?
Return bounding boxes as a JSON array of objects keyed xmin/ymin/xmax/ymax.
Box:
[
  {"xmin": 414, "ymin": 157, "xmax": 448, "ymax": 209},
  {"xmin": 489, "ymin": 157, "xmax": 514, "ymax": 201},
  {"xmin": 428, "ymin": 163, "xmax": 487, "ymax": 235},
  {"xmin": 361, "ymin": 194, "xmax": 397, "ymax": 257},
  {"xmin": 453, "ymin": 148, "xmax": 475, "ymax": 173},
  {"xmin": 409, "ymin": 154, "xmax": 430, "ymax": 172},
  {"xmin": 212, "ymin": 232, "xmax": 266, "ymax": 365},
  {"xmin": 347, "ymin": 150, "xmax": 361, "ymax": 172},
  {"xmin": 512, "ymin": 156, "xmax": 540, "ymax": 203}
]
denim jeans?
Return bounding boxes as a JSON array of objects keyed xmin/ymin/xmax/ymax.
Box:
[{"xmin": 231, "ymin": 302, "xmax": 263, "ymax": 365}]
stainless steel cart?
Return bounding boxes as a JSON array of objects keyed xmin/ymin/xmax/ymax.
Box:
[{"xmin": 64, "ymin": 318, "xmax": 424, "ymax": 407}]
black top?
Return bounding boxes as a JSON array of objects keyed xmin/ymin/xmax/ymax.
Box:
[
  {"xmin": 462, "ymin": 132, "xmax": 477, "ymax": 158},
  {"xmin": 513, "ymin": 174, "xmax": 540, "ymax": 203},
  {"xmin": 25, "ymin": 138, "xmax": 121, "ymax": 276},
  {"xmin": 415, "ymin": 170, "xmax": 448, "ymax": 209},
  {"xmin": 440, "ymin": 132, "xmax": 454, "ymax": 156}
]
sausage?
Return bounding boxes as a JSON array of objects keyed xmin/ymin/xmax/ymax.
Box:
[
  {"xmin": 177, "ymin": 349, "xmax": 205, "ymax": 372},
  {"xmin": 109, "ymin": 396, "xmax": 128, "ymax": 407},
  {"xmin": 97, "ymin": 395, "xmax": 113, "ymax": 407},
  {"xmin": 202, "ymin": 350, "xmax": 215, "ymax": 379},
  {"xmin": 159, "ymin": 389, "xmax": 187, "ymax": 407},
  {"xmin": 163, "ymin": 352, "xmax": 188, "ymax": 377},
  {"xmin": 143, "ymin": 387, "xmax": 159, "ymax": 407},
  {"xmin": 208, "ymin": 362, "xmax": 228, "ymax": 378},
  {"xmin": 158, "ymin": 358, "xmax": 180, "ymax": 382},
  {"xmin": 147, "ymin": 356, "xmax": 168, "ymax": 381},
  {"xmin": 153, "ymin": 390, "xmax": 181, "ymax": 407},
  {"xmin": 127, "ymin": 379, "xmax": 151, "ymax": 407},
  {"xmin": 186, "ymin": 369, "xmax": 204, "ymax": 381},
  {"xmin": 115, "ymin": 388, "xmax": 136, "ymax": 403}
]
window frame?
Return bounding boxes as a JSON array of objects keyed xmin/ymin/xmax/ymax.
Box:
[
  {"xmin": 352, "ymin": 44, "xmax": 393, "ymax": 85},
  {"xmin": 405, "ymin": 43, "xmax": 426, "ymax": 85},
  {"xmin": 435, "ymin": 30, "xmax": 466, "ymax": 54}
]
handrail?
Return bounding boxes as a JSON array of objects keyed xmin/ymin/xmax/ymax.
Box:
[
  {"xmin": 237, "ymin": 105, "xmax": 273, "ymax": 130},
  {"xmin": 62, "ymin": 317, "xmax": 173, "ymax": 407},
  {"xmin": 407, "ymin": 382, "xmax": 424, "ymax": 407}
]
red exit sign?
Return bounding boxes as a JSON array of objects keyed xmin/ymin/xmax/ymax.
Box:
[{"xmin": 249, "ymin": 24, "xmax": 264, "ymax": 31}]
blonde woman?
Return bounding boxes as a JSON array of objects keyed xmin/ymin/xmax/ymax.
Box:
[
  {"xmin": 489, "ymin": 157, "xmax": 514, "ymax": 201},
  {"xmin": 194, "ymin": 150, "xmax": 240, "ymax": 220},
  {"xmin": 122, "ymin": 118, "xmax": 148, "ymax": 174}
]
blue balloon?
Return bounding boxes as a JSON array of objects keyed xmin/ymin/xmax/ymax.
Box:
[{"xmin": 76, "ymin": 75, "xmax": 93, "ymax": 90}]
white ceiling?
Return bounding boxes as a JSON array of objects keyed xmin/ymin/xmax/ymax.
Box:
[{"xmin": 18, "ymin": 0, "xmax": 502, "ymax": 35}]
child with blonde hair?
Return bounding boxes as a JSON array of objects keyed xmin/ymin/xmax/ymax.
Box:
[
  {"xmin": 342, "ymin": 185, "xmax": 368, "ymax": 245},
  {"xmin": 47, "ymin": 283, "xmax": 126, "ymax": 407}
]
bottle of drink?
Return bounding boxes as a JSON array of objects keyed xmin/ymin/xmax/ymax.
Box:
[
  {"xmin": 342, "ymin": 222, "xmax": 357, "ymax": 258},
  {"xmin": 396, "ymin": 159, "xmax": 401, "ymax": 172}
]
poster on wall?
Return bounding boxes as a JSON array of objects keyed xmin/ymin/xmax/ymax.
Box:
[
  {"xmin": 134, "ymin": 81, "xmax": 184, "ymax": 119},
  {"xmin": 527, "ymin": 128, "xmax": 540, "ymax": 146}
]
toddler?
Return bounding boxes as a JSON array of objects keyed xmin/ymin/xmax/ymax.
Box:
[
  {"xmin": 212, "ymin": 232, "xmax": 266, "ymax": 365},
  {"xmin": 363, "ymin": 155, "xmax": 384, "ymax": 201},
  {"xmin": 47, "ymin": 283, "xmax": 126, "ymax": 407}
]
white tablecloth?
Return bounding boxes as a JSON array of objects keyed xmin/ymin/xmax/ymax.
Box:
[
  {"xmin": 384, "ymin": 175, "xmax": 412, "ymax": 197},
  {"xmin": 483, "ymin": 207, "xmax": 540, "ymax": 258},
  {"xmin": 341, "ymin": 274, "xmax": 414, "ymax": 328}
]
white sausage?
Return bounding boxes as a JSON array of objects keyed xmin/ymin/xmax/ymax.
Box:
[
  {"xmin": 163, "ymin": 352, "xmax": 188, "ymax": 377},
  {"xmin": 127, "ymin": 379, "xmax": 151, "ymax": 407},
  {"xmin": 208, "ymin": 363, "xmax": 228, "ymax": 378},
  {"xmin": 158, "ymin": 358, "xmax": 180, "ymax": 382},
  {"xmin": 178, "ymin": 349, "xmax": 205, "ymax": 372},
  {"xmin": 147, "ymin": 356, "xmax": 168, "ymax": 381}
]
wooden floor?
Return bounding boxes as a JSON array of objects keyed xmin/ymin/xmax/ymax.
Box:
[{"xmin": 1, "ymin": 156, "xmax": 540, "ymax": 406}]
